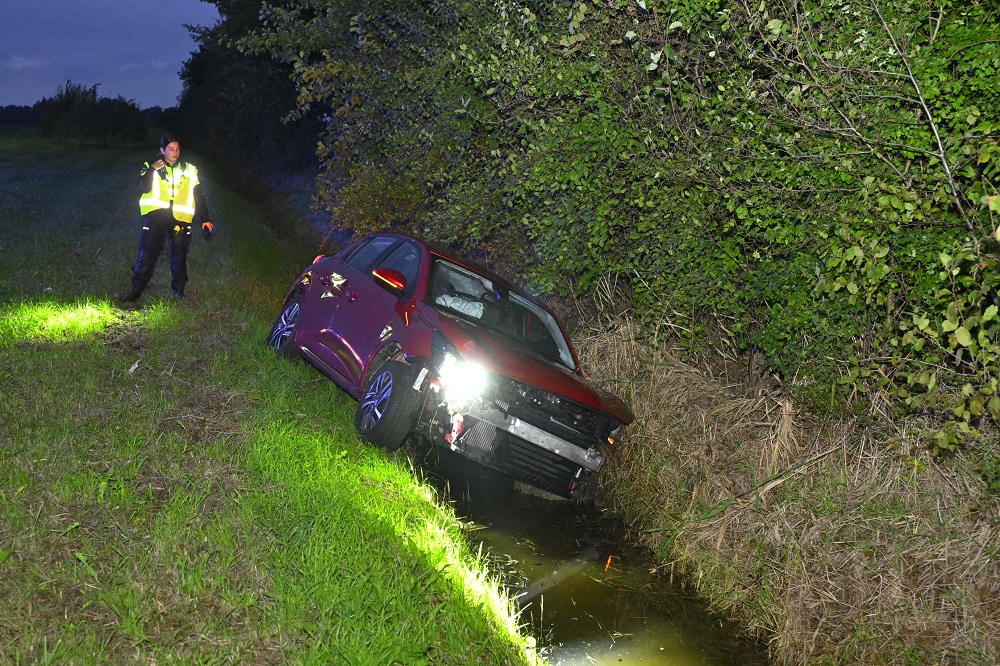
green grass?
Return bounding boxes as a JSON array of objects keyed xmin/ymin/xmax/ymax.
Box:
[{"xmin": 0, "ymin": 129, "xmax": 537, "ymax": 665}]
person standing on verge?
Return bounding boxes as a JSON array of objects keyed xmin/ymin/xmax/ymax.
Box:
[{"xmin": 122, "ymin": 134, "xmax": 214, "ymax": 302}]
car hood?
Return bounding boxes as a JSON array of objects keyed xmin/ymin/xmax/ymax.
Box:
[{"xmin": 437, "ymin": 315, "xmax": 634, "ymax": 424}]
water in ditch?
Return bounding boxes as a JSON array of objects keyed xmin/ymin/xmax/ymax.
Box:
[{"xmin": 419, "ymin": 449, "xmax": 770, "ymax": 666}]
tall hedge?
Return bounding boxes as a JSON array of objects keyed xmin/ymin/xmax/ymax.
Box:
[{"xmin": 199, "ymin": 0, "xmax": 1000, "ymax": 449}]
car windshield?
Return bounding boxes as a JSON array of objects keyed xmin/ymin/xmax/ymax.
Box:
[{"xmin": 428, "ymin": 259, "xmax": 576, "ymax": 370}]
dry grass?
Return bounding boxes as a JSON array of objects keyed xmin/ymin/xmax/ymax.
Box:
[{"xmin": 572, "ymin": 300, "xmax": 1000, "ymax": 665}]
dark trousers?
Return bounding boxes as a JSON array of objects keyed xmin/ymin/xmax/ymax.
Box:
[{"xmin": 130, "ymin": 210, "xmax": 192, "ymax": 294}]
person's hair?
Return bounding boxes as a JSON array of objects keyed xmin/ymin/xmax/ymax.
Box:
[{"xmin": 159, "ymin": 134, "xmax": 178, "ymax": 149}]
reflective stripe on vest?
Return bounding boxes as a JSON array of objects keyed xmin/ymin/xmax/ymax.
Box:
[{"xmin": 139, "ymin": 162, "xmax": 200, "ymax": 223}]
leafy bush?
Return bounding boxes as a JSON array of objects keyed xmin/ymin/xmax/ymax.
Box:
[{"xmin": 39, "ymin": 80, "xmax": 146, "ymax": 145}]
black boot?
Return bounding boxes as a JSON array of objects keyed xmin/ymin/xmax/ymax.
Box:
[{"xmin": 122, "ymin": 279, "xmax": 145, "ymax": 303}]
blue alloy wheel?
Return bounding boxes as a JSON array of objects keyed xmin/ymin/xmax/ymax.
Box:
[
  {"xmin": 268, "ymin": 295, "xmax": 301, "ymax": 357},
  {"xmin": 359, "ymin": 367, "xmax": 393, "ymax": 431},
  {"xmin": 355, "ymin": 360, "xmax": 422, "ymax": 452}
]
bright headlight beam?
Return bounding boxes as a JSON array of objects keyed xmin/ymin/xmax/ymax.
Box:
[
  {"xmin": 438, "ymin": 354, "xmax": 488, "ymax": 407},
  {"xmin": 2, "ymin": 300, "xmax": 122, "ymax": 345}
]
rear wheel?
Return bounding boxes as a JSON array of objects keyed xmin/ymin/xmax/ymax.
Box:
[
  {"xmin": 355, "ymin": 360, "xmax": 421, "ymax": 452},
  {"xmin": 267, "ymin": 295, "xmax": 301, "ymax": 358}
]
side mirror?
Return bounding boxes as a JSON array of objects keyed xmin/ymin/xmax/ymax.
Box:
[{"xmin": 372, "ymin": 267, "xmax": 407, "ymax": 296}]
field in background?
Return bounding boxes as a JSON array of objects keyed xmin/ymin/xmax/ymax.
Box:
[{"xmin": 0, "ymin": 130, "xmax": 536, "ymax": 665}]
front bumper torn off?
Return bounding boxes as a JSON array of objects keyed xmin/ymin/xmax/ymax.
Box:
[{"xmin": 462, "ymin": 402, "xmax": 605, "ymax": 472}]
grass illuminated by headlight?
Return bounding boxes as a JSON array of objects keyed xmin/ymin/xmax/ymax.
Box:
[{"xmin": 0, "ymin": 299, "xmax": 177, "ymax": 346}]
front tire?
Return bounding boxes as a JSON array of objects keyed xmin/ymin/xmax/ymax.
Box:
[
  {"xmin": 355, "ymin": 360, "xmax": 421, "ymax": 452},
  {"xmin": 268, "ymin": 294, "xmax": 302, "ymax": 358}
]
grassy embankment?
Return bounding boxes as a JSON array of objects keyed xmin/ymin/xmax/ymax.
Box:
[
  {"xmin": 0, "ymin": 130, "xmax": 537, "ymax": 665},
  {"xmin": 575, "ymin": 301, "xmax": 1000, "ymax": 664}
]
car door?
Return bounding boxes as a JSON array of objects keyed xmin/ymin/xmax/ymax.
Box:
[
  {"xmin": 301, "ymin": 236, "xmax": 399, "ymax": 389},
  {"xmin": 329, "ymin": 239, "xmax": 424, "ymax": 392}
]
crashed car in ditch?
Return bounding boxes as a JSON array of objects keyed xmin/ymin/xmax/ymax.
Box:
[{"xmin": 267, "ymin": 232, "xmax": 633, "ymax": 500}]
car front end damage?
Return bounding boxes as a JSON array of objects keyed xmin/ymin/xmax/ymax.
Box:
[{"xmin": 407, "ymin": 339, "xmax": 626, "ymax": 500}]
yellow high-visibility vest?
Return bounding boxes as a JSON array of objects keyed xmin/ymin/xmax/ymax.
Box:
[{"xmin": 139, "ymin": 161, "xmax": 200, "ymax": 222}]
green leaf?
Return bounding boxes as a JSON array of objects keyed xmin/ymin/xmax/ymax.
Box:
[
  {"xmin": 955, "ymin": 327, "xmax": 972, "ymax": 347},
  {"xmin": 989, "ymin": 396, "xmax": 1000, "ymax": 419},
  {"xmin": 60, "ymin": 522, "xmax": 81, "ymax": 538},
  {"xmin": 701, "ymin": 498, "xmax": 733, "ymax": 520},
  {"xmin": 970, "ymin": 396, "xmax": 984, "ymax": 417},
  {"xmin": 984, "ymin": 305, "xmax": 998, "ymax": 322}
]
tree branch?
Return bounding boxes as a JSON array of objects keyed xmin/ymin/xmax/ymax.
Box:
[{"xmin": 870, "ymin": 1, "xmax": 972, "ymax": 231}]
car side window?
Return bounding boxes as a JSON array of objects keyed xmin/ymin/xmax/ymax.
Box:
[
  {"xmin": 377, "ymin": 241, "xmax": 421, "ymax": 297},
  {"xmin": 345, "ymin": 236, "xmax": 397, "ymax": 273}
]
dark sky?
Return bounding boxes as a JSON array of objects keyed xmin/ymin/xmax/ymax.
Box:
[{"xmin": 1, "ymin": 0, "xmax": 220, "ymax": 110}]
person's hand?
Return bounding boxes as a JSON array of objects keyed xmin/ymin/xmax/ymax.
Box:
[
  {"xmin": 201, "ymin": 221, "xmax": 214, "ymax": 241},
  {"xmin": 153, "ymin": 159, "xmax": 165, "ymax": 169}
]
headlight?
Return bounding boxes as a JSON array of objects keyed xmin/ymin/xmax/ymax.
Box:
[{"xmin": 438, "ymin": 353, "xmax": 488, "ymax": 407}]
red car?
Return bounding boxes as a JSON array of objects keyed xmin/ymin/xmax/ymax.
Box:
[{"xmin": 267, "ymin": 233, "xmax": 633, "ymax": 500}]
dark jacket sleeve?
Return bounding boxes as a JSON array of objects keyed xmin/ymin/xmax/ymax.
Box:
[
  {"xmin": 193, "ymin": 183, "xmax": 212, "ymax": 224},
  {"xmin": 137, "ymin": 161, "xmax": 157, "ymax": 189}
]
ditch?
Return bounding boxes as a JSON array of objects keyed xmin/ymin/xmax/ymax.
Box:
[{"xmin": 419, "ymin": 449, "xmax": 771, "ymax": 666}]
